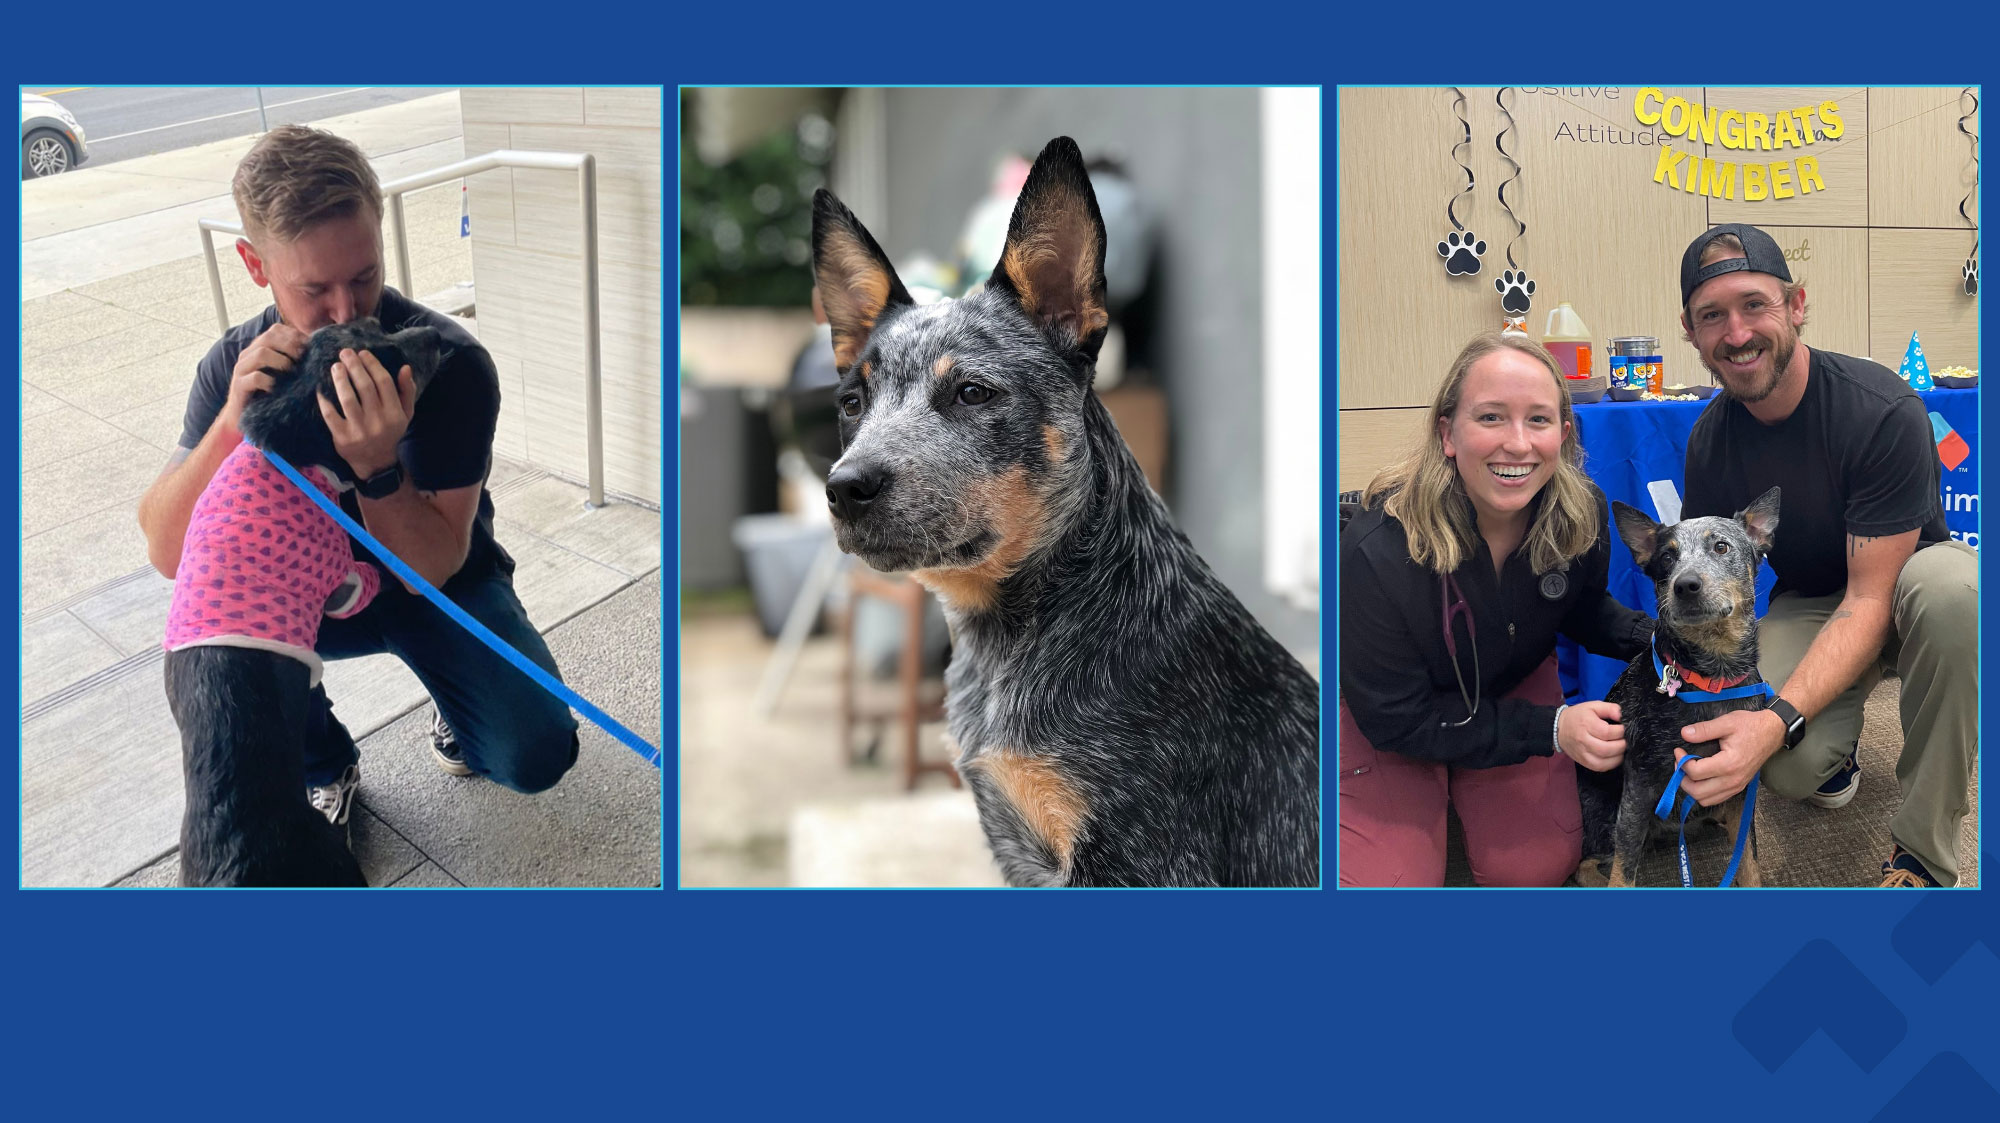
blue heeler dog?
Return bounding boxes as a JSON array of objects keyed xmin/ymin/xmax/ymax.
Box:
[
  {"xmin": 1578, "ymin": 487, "xmax": 1781, "ymax": 888},
  {"xmin": 810, "ymin": 137, "xmax": 1320, "ymax": 887}
]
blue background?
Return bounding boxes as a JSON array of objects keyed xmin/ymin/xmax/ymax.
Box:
[{"xmin": 3, "ymin": 18, "xmax": 1995, "ymax": 1123}]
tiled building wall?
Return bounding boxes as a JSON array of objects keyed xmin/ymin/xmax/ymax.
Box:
[{"xmin": 461, "ymin": 88, "xmax": 663, "ymax": 504}]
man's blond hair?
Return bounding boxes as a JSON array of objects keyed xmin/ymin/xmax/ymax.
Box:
[{"xmin": 233, "ymin": 125, "xmax": 382, "ymax": 243}]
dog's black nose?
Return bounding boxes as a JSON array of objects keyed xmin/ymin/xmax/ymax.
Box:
[
  {"xmin": 1674, "ymin": 574, "xmax": 1704, "ymax": 599},
  {"xmin": 826, "ymin": 463, "xmax": 890, "ymax": 521}
]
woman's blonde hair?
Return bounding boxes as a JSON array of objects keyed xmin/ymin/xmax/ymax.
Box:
[{"xmin": 1362, "ymin": 331, "xmax": 1598, "ymax": 575}]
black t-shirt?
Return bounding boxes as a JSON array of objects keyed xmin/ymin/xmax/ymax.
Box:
[
  {"xmin": 1339, "ymin": 485, "xmax": 1654, "ymax": 769},
  {"xmin": 178, "ymin": 287, "xmax": 507, "ymax": 584},
  {"xmin": 1682, "ymin": 348, "xmax": 1946, "ymax": 599}
]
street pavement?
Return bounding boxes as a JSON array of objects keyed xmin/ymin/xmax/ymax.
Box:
[{"xmin": 20, "ymin": 91, "xmax": 663, "ymax": 888}]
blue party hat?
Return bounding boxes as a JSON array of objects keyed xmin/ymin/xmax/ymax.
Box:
[{"xmin": 1900, "ymin": 331, "xmax": 1934, "ymax": 390}]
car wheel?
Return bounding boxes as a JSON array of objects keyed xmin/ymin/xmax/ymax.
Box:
[{"xmin": 23, "ymin": 129, "xmax": 75, "ymax": 178}]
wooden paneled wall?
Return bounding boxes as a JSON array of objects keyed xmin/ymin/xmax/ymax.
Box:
[
  {"xmin": 463, "ymin": 88, "xmax": 663, "ymax": 504},
  {"xmin": 1339, "ymin": 86, "xmax": 1981, "ymax": 495}
]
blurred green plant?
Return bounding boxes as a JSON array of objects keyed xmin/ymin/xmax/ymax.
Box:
[{"xmin": 680, "ymin": 93, "xmax": 832, "ymax": 307}]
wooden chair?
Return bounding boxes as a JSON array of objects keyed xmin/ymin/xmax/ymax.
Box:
[{"xmin": 839, "ymin": 568, "xmax": 956, "ymax": 790}]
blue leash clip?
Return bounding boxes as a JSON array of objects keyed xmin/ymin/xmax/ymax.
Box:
[
  {"xmin": 1654, "ymin": 753, "xmax": 1757, "ymax": 887},
  {"xmin": 260, "ymin": 447, "xmax": 663, "ymax": 768}
]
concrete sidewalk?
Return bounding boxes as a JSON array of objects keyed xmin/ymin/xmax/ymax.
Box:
[{"xmin": 20, "ymin": 91, "xmax": 663, "ymax": 888}]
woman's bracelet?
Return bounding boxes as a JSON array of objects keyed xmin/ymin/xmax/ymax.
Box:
[{"xmin": 1552, "ymin": 704, "xmax": 1568, "ymax": 755}]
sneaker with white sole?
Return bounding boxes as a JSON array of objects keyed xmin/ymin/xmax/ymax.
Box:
[
  {"xmin": 1806, "ymin": 745, "xmax": 1861, "ymax": 809},
  {"xmin": 430, "ymin": 709, "xmax": 473, "ymax": 777},
  {"xmin": 307, "ymin": 763, "xmax": 361, "ymax": 844}
]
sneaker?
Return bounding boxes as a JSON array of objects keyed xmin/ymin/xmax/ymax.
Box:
[
  {"xmin": 1806, "ymin": 745, "xmax": 1861, "ymax": 809},
  {"xmin": 307, "ymin": 764, "xmax": 361, "ymax": 843},
  {"xmin": 430, "ymin": 709, "xmax": 473, "ymax": 777},
  {"xmin": 1879, "ymin": 846, "xmax": 1942, "ymax": 888}
]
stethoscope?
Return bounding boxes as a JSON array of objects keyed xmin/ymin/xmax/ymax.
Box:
[
  {"xmin": 1439, "ymin": 572, "xmax": 1480, "ymax": 727},
  {"xmin": 1438, "ymin": 564, "xmax": 1569, "ymax": 728}
]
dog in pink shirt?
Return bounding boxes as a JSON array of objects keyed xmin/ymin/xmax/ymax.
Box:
[{"xmin": 165, "ymin": 319, "xmax": 442, "ymax": 887}]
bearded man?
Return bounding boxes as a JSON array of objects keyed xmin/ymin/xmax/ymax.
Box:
[{"xmin": 1664, "ymin": 223, "xmax": 1977, "ymax": 888}]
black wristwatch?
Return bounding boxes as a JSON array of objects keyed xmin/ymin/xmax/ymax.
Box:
[
  {"xmin": 356, "ymin": 463, "xmax": 404, "ymax": 500},
  {"xmin": 1767, "ymin": 697, "xmax": 1807, "ymax": 750}
]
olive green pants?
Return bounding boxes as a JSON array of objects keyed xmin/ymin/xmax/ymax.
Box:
[{"xmin": 1756, "ymin": 539, "xmax": 1979, "ymax": 885}]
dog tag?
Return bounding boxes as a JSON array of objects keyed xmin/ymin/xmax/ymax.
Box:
[{"xmin": 1657, "ymin": 664, "xmax": 1681, "ymax": 697}]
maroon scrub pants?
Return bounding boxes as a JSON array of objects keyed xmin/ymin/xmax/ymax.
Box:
[{"xmin": 1338, "ymin": 655, "xmax": 1582, "ymax": 888}]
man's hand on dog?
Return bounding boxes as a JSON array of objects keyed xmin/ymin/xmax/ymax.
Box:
[
  {"xmin": 223, "ymin": 323, "xmax": 308, "ymax": 435},
  {"xmin": 1675, "ymin": 710, "xmax": 1788, "ymax": 805},
  {"xmin": 1558, "ymin": 700, "xmax": 1627, "ymax": 772},
  {"xmin": 319, "ymin": 346, "xmax": 417, "ymax": 480}
]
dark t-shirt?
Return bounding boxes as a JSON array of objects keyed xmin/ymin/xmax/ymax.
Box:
[
  {"xmin": 1339, "ymin": 485, "xmax": 1654, "ymax": 769},
  {"xmin": 178, "ymin": 287, "xmax": 508, "ymax": 584},
  {"xmin": 1682, "ymin": 348, "xmax": 1946, "ymax": 599}
]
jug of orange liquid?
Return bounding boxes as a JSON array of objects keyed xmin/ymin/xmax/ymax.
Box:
[{"xmin": 1542, "ymin": 302, "xmax": 1593, "ymax": 381}]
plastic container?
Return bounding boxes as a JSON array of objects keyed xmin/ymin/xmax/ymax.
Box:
[
  {"xmin": 1608, "ymin": 336, "xmax": 1663, "ymax": 395},
  {"xmin": 1542, "ymin": 303, "xmax": 1594, "ymax": 382},
  {"xmin": 731, "ymin": 513, "xmax": 835, "ymax": 638}
]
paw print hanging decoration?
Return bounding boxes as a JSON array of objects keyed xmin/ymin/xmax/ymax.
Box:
[
  {"xmin": 1491, "ymin": 88, "xmax": 1534, "ymax": 333},
  {"xmin": 1437, "ymin": 88, "xmax": 1485, "ymax": 279},
  {"xmin": 1958, "ymin": 87, "xmax": 1979, "ymax": 298}
]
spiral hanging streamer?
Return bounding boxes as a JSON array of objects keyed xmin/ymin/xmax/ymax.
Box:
[
  {"xmin": 1446, "ymin": 87, "xmax": 1474, "ymax": 231},
  {"xmin": 1959, "ymin": 87, "xmax": 1980, "ymax": 261},
  {"xmin": 1494, "ymin": 87, "xmax": 1525, "ymax": 269}
]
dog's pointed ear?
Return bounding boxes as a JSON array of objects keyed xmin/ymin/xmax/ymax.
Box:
[
  {"xmin": 987, "ymin": 137, "xmax": 1111, "ymax": 363},
  {"xmin": 811, "ymin": 189, "xmax": 914, "ymax": 372},
  {"xmin": 1736, "ymin": 486, "xmax": 1781, "ymax": 555},
  {"xmin": 1612, "ymin": 500, "xmax": 1661, "ymax": 566}
]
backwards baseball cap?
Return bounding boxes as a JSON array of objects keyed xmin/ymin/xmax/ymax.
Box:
[{"xmin": 1680, "ymin": 223, "xmax": 1793, "ymax": 308}]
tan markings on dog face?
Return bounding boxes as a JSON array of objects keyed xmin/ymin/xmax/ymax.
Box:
[
  {"xmin": 859, "ymin": 361, "xmax": 871, "ymax": 381},
  {"xmin": 912, "ymin": 466, "xmax": 1048, "ymax": 613},
  {"xmin": 816, "ymin": 234, "xmax": 896, "ymax": 369},
  {"xmin": 966, "ymin": 748, "xmax": 1087, "ymax": 872},
  {"xmin": 933, "ymin": 354, "xmax": 955, "ymax": 378},
  {"xmin": 1043, "ymin": 425, "xmax": 1066, "ymax": 464},
  {"xmin": 1000, "ymin": 191, "xmax": 1110, "ymax": 348}
]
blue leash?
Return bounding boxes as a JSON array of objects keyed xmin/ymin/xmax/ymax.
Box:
[
  {"xmin": 260, "ymin": 448, "xmax": 662, "ymax": 768},
  {"xmin": 1654, "ymin": 753, "xmax": 1758, "ymax": 887}
]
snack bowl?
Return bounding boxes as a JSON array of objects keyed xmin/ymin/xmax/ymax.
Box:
[
  {"xmin": 1935, "ymin": 375, "xmax": 1979, "ymax": 389},
  {"xmin": 1661, "ymin": 384, "xmax": 1718, "ymax": 400},
  {"xmin": 1608, "ymin": 386, "xmax": 1647, "ymax": 402},
  {"xmin": 1570, "ymin": 386, "xmax": 1607, "ymax": 404}
]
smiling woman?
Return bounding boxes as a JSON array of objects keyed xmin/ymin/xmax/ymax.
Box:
[{"xmin": 1338, "ymin": 332, "xmax": 1656, "ymax": 888}]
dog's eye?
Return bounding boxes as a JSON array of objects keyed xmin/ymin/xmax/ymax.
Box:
[
  {"xmin": 1713, "ymin": 540, "xmax": 1730, "ymax": 555},
  {"xmin": 839, "ymin": 394, "xmax": 862, "ymax": 418},
  {"xmin": 958, "ymin": 383, "xmax": 995, "ymax": 406}
]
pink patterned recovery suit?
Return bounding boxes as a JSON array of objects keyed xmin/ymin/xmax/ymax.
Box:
[{"xmin": 164, "ymin": 443, "xmax": 379, "ymax": 684}]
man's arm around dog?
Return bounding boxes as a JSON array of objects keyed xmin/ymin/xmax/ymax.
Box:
[
  {"xmin": 138, "ymin": 323, "xmax": 299, "ymax": 578},
  {"xmin": 1676, "ymin": 528, "xmax": 1918, "ymax": 805}
]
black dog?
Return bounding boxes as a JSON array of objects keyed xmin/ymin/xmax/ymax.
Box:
[
  {"xmin": 812, "ymin": 138, "xmax": 1320, "ymax": 887},
  {"xmin": 164, "ymin": 319, "xmax": 442, "ymax": 887},
  {"xmin": 1578, "ymin": 487, "xmax": 1780, "ymax": 888}
]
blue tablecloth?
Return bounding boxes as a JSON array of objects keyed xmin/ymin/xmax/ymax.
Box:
[{"xmin": 1557, "ymin": 387, "xmax": 1979, "ymax": 704}]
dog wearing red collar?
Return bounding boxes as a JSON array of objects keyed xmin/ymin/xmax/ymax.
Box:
[{"xmin": 1578, "ymin": 486, "xmax": 1781, "ymax": 887}]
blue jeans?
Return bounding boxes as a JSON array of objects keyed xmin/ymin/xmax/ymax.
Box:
[{"xmin": 303, "ymin": 559, "xmax": 580, "ymax": 794}]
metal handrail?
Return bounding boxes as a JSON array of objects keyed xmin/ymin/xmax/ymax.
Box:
[{"xmin": 198, "ymin": 149, "xmax": 605, "ymax": 507}]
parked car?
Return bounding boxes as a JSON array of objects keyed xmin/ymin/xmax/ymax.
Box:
[{"xmin": 22, "ymin": 93, "xmax": 87, "ymax": 178}]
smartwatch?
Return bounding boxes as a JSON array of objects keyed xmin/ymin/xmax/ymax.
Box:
[
  {"xmin": 356, "ymin": 463, "xmax": 404, "ymax": 500},
  {"xmin": 1767, "ymin": 697, "xmax": 1806, "ymax": 750}
]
